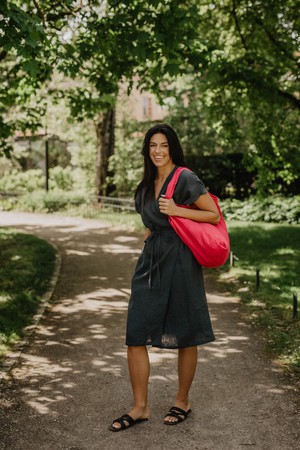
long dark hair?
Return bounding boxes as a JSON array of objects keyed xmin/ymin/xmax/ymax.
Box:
[{"xmin": 135, "ymin": 123, "xmax": 186, "ymax": 203}]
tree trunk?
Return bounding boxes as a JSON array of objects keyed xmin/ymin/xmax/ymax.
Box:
[{"xmin": 94, "ymin": 107, "xmax": 115, "ymax": 197}]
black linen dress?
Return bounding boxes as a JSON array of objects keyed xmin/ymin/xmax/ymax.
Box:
[{"xmin": 126, "ymin": 166, "xmax": 215, "ymax": 349}]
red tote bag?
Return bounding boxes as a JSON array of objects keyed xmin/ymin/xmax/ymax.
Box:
[{"xmin": 165, "ymin": 167, "xmax": 230, "ymax": 268}]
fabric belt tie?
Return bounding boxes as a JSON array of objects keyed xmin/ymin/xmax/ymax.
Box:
[
  {"xmin": 147, "ymin": 228, "xmax": 176, "ymax": 290},
  {"xmin": 148, "ymin": 231, "xmax": 161, "ymax": 290}
]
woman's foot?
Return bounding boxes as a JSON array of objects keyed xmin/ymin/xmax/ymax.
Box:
[
  {"xmin": 110, "ymin": 406, "xmax": 150, "ymax": 431},
  {"xmin": 163, "ymin": 401, "xmax": 191, "ymax": 425}
]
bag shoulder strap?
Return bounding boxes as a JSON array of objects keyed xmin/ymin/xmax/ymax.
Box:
[
  {"xmin": 165, "ymin": 167, "xmax": 225, "ymax": 221},
  {"xmin": 165, "ymin": 167, "xmax": 191, "ymax": 199}
]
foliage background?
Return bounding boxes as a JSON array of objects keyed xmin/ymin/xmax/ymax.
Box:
[{"xmin": 1, "ymin": 0, "xmax": 299, "ymax": 199}]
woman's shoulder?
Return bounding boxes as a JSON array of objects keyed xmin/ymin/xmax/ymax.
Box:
[
  {"xmin": 177, "ymin": 167, "xmax": 202, "ymax": 183},
  {"xmin": 173, "ymin": 167, "xmax": 207, "ymax": 204}
]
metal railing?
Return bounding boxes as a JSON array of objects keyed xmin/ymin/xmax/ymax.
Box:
[
  {"xmin": 0, "ymin": 191, "xmax": 142, "ymax": 230},
  {"xmin": 73, "ymin": 195, "xmax": 140, "ymax": 229}
]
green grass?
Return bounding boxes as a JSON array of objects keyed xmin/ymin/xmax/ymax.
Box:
[
  {"xmin": 0, "ymin": 228, "xmax": 56, "ymax": 361},
  {"xmin": 212, "ymin": 221, "xmax": 300, "ymax": 376}
]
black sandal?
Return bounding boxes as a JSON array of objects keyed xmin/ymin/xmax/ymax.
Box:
[
  {"xmin": 109, "ymin": 414, "xmax": 148, "ymax": 432},
  {"xmin": 164, "ymin": 406, "xmax": 192, "ymax": 426}
]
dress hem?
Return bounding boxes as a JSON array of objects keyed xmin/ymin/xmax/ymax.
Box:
[{"xmin": 125, "ymin": 336, "xmax": 216, "ymax": 349}]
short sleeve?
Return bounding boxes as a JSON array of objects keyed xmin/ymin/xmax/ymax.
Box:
[{"xmin": 173, "ymin": 169, "xmax": 207, "ymax": 205}]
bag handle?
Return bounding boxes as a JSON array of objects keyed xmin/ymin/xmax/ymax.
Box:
[{"xmin": 165, "ymin": 167, "xmax": 191, "ymax": 199}]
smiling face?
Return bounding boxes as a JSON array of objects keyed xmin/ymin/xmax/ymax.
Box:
[{"xmin": 149, "ymin": 133, "xmax": 173, "ymax": 170}]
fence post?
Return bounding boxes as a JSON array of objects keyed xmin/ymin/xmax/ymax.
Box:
[
  {"xmin": 230, "ymin": 252, "xmax": 239, "ymax": 267},
  {"xmin": 45, "ymin": 138, "xmax": 49, "ymax": 192},
  {"xmin": 230, "ymin": 251, "xmax": 234, "ymax": 267},
  {"xmin": 256, "ymin": 269, "xmax": 260, "ymax": 291},
  {"xmin": 293, "ymin": 293, "xmax": 298, "ymax": 319}
]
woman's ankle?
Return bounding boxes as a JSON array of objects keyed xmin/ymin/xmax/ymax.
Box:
[
  {"xmin": 129, "ymin": 404, "xmax": 150, "ymax": 419},
  {"xmin": 132, "ymin": 403, "xmax": 149, "ymax": 411},
  {"xmin": 174, "ymin": 397, "xmax": 190, "ymax": 409}
]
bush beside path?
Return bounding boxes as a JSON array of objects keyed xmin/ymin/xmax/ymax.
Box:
[{"xmin": 0, "ymin": 212, "xmax": 299, "ymax": 450}]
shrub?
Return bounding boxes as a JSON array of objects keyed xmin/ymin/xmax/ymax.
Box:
[
  {"xmin": 108, "ymin": 120, "xmax": 144, "ymax": 196},
  {"xmin": 0, "ymin": 191, "xmax": 87, "ymax": 213},
  {"xmin": 49, "ymin": 166, "xmax": 74, "ymax": 191},
  {"xmin": 0, "ymin": 166, "xmax": 77, "ymax": 194},
  {"xmin": 0, "ymin": 169, "xmax": 45, "ymax": 193},
  {"xmin": 221, "ymin": 195, "xmax": 300, "ymax": 224}
]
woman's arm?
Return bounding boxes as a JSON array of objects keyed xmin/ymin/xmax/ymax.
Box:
[
  {"xmin": 158, "ymin": 194, "xmax": 220, "ymax": 224},
  {"xmin": 143, "ymin": 228, "xmax": 151, "ymax": 240}
]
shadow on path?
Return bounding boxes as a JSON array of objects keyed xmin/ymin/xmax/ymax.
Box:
[{"xmin": 0, "ymin": 212, "xmax": 299, "ymax": 450}]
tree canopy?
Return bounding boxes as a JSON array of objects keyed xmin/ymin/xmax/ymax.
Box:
[
  {"xmin": 1, "ymin": 0, "xmax": 299, "ymax": 194},
  {"xmin": 159, "ymin": 1, "xmax": 299, "ymax": 194}
]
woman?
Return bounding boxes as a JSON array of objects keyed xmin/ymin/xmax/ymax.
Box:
[{"xmin": 109, "ymin": 124, "xmax": 219, "ymax": 431}]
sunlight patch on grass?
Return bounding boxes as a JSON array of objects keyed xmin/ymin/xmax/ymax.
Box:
[
  {"xmin": 0, "ymin": 294, "xmax": 11, "ymax": 304},
  {"xmin": 274, "ymin": 248, "xmax": 295, "ymax": 256}
]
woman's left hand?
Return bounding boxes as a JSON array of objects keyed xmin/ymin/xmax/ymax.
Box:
[{"xmin": 158, "ymin": 195, "xmax": 178, "ymax": 216}]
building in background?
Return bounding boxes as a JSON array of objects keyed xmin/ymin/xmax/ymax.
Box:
[{"xmin": 117, "ymin": 81, "xmax": 167, "ymax": 123}]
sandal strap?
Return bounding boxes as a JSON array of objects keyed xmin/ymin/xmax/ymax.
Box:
[
  {"xmin": 170, "ymin": 406, "xmax": 189, "ymax": 417},
  {"xmin": 112, "ymin": 418, "xmax": 126, "ymax": 430},
  {"xmin": 112, "ymin": 414, "xmax": 134, "ymax": 430},
  {"xmin": 120, "ymin": 414, "xmax": 134, "ymax": 425},
  {"xmin": 164, "ymin": 411, "xmax": 184, "ymax": 422}
]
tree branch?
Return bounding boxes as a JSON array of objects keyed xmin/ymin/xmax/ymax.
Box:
[
  {"xmin": 45, "ymin": 20, "xmax": 65, "ymax": 32},
  {"xmin": 231, "ymin": 0, "xmax": 248, "ymax": 51},
  {"xmin": 62, "ymin": 1, "xmax": 84, "ymax": 15},
  {"xmin": 32, "ymin": 0, "xmax": 46, "ymax": 26},
  {"xmin": 219, "ymin": 66, "xmax": 300, "ymax": 110},
  {"xmin": 277, "ymin": 89, "xmax": 300, "ymax": 109},
  {"xmin": 255, "ymin": 17, "xmax": 300, "ymax": 69},
  {"xmin": 28, "ymin": 0, "xmax": 85, "ymax": 27}
]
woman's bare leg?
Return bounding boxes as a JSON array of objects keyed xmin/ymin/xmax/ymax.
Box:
[
  {"xmin": 164, "ymin": 346, "xmax": 198, "ymax": 423},
  {"xmin": 111, "ymin": 346, "xmax": 150, "ymax": 429},
  {"xmin": 127, "ymin": 346, "xmax": 150, "ymax": 415}
]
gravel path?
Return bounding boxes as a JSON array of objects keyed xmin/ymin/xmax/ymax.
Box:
[{"xmin": 0, "ymin": 211, "xmax": 299, "ymax": 450}]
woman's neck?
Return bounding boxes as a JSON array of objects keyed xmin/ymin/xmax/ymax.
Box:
[{"xmin": 156, "ymin": 163, "xmax": 176, "ymax": 180}]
